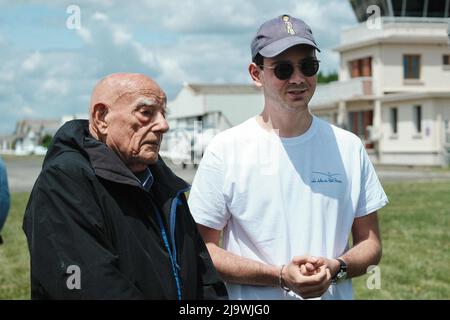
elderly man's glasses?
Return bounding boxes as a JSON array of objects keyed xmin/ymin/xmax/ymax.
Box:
[{"xmin": 260, "ymin": 58, "xmax": 320, "ymax": 80}]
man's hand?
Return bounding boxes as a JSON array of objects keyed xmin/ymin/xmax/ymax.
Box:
[
  {"xmin": 282, "ymin": 256, "xmax": 332, "ymax": 299},
  {"xmin": 297, "ymin": 257, "xmax": 341, "ymax": 278},
  {"xmin": 323, "ymin": 258, "xmax": 341, "ymax": 279}
]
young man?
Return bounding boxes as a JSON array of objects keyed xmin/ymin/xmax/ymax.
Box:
[
  {"xmin": 23, "ymin": 73, "xmax": 227, "ymax": 300},
  {"xmin": 188, "ymin": 15, "xmax": 388, "ymax": 300}
]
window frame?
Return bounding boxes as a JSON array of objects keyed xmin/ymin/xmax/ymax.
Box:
[
  {"xmin": 403, "ymin": 54, "xmax": 421, "ymax": 79},
  {"xmin": 413, "ymin": 105, "xmax": 422, "ymax": 135},
  {"xmin": 443, "ymin": 55, "xmax": 450, "ymax": 66},
  {"xmin": 390, "ymin": 107, "xmax": 398, "ymax": 135}
]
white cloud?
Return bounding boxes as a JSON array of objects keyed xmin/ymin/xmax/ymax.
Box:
[
  {"xmin": 113, "ymin": 28, "xmax": 132, "ymax": 46},
  {"xmin": 133, "ymin": 42, "xmax": 157, "ymax": 69},
  {"xmin": 76, "ymin": 27, "xmax": 93, "ymax": 44},
  {"xmin": 0, "ymin": 33, "xmax": 6, "ymax": 47},
  {"xmin": 0, "ymin": 0, "xmax": 357, "ymax": 134},
  {"xmin": 160, "ymin": 0, "xmax": 257, "ymax": 33},
  {"xmin": 0, "ymin": 68, "xmax": 15, "ymax": 82},
  {"xmin": 41, "ymin": 78, "xmax": 69, "ymax": 96},
  {"xmin": 21, "ymin": 52, "xmax": 43, "ymax": 72},
  {"xmin": 21, "ymin": 106, "xmax": 35, "ymax": 117},
  {"xmin": 92, "ymin": 12, "xmax": 109, "ymax": 22}
]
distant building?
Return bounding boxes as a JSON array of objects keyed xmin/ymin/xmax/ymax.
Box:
[
  {"xmin": 167, "ymin": 83, "xmax": 263, "ymax": 130},
  {"xmin": 13, "ymin": 119, "xmax": 61, "ymax": 155},
  {"xmin": 1, "ymin": 114, "xmax": 89, "ymax": 156},
  {"xmin": 310, "ymin": 0, "xmax": 450, "ymax": 166},
  {"xmin": 163, "ymin": 84, "xmax": 263, "ymax": 165},
  {"xmin": 155, "ymin": 1, "xmax": 450, "ymax": 167},
  {"xmin": 0, "ymin": 135, "xmax": 14, "ymax": 154},
  {"xmin": 350, "ymin": 0, "xmax": 450, "ymax": 21}
]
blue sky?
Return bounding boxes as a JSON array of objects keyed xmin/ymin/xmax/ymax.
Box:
[{"xmin": 0, "ymin": 0, "xmax": 357, "ymax": 135}]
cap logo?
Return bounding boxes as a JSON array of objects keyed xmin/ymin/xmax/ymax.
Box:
[{"xmin": 282, "ymin": 15, "xmax": 296, "ymax": 35}]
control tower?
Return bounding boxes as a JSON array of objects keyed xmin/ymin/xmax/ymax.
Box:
[{"xmin": 350, "ymin": 0, "xmax": 449, "ymax": 22}]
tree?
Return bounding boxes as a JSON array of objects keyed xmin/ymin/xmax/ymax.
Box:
[
  {"xmin": 317, "ymin": 71, "xmax": 338, "ymax": 84},
  {"xmin": 40, "ymin": 134, "xmax": 53, "ymax": 148}
]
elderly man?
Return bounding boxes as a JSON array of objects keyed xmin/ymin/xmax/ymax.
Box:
[{"xmin": 23, "ymin": 73, "xmax": 228, "ymax": 300}]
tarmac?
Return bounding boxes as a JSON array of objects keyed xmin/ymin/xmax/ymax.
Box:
[{"xmin": 2, "ymin": 155, "xmax": 450, "ymax": 193}]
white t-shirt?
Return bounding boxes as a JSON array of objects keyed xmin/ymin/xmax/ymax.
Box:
[{"xmin": 188, "ymin": 116, "xmax": 388, "ymax": 300}]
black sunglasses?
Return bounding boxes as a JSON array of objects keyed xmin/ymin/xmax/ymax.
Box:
[{"xmin": 260, "ymin": 58, "xmax": 320, "ymax": 80}]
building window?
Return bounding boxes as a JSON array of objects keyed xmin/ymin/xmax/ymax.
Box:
[
  {"xmin": 348, "ymin": 110, "xmax": 374, "ymax": 148},
  {"xmin": 390, "ymin": 107, "xmax": 398, "ymax": 134},
  {"xmin": 403, "ymin": 55, "xmax": 421, "ymax": 79},
  {"xmin": 427, "ymin": 0, "xmax": 450, "ymax": 17},
  {"xmin": 349, "ymin": 57, "xmax": 372, "ymax": 78},
  {"xmin": 445, "ymin": 119, "xmax": 450, "ymax": 144},
  {"xmin": 406, "ymin": 0, "xmax": 424, "ymax": 17},
  {"xmin": 414, "ymin": 105, "xmax": 422, "ymax": 134},
  {"xmin": 443, "ymin": 55, "xmax": 450, "ymax": 66}
]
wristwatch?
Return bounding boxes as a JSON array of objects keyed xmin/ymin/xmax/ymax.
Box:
[{"xmin": 331, "ymin": 258, "xmax": 347, "ymax": 284}]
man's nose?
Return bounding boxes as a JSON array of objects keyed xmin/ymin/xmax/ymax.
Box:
[
  {"xmin": 154, "ymin": 111, "xmax": 169, "ymax": 133},
  {"xmin": 289, "ymin": 65, "xmax": 306, "ymax": 84}
]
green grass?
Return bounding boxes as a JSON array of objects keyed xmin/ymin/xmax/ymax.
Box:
[
  {"xmin": 1, "ymin": 182, "xmax": 449, "ymax": 299},
  {"xmin": 430, "ymin": 167, "xmax": 450, "ymax": 173},
  {"xmin": 353, "ymin": 181, "xmax": 450, "ymax": 299},
  {"xmin": 0, "ymin": 192, "xmax": 30, "ymax": 299}
]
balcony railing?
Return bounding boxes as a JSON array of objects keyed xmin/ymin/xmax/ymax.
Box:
[
  {"xmin": 339, "ymin": 17, "xmax": 450, "ymax": 49},
  {"xmin": 309, "ymin": 77, "xmax": 372, "ymax": 108}
]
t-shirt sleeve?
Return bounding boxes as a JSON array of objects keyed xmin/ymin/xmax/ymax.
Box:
[
  {"xmin": 355, "ymin": 143, "xmax": 389, "ymax": 217},
  {"xmin": 188, "ymin": 142, "xmax": 230, "ymax": 230}
]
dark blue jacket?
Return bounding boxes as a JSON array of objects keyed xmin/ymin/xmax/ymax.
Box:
[
  {"xmin": 23, "ymin": 120, "xmax": 227, "ymax": 300},
  {"xmin": 0, "ymin": 156, "xmax": 10, "ymax": 232}
]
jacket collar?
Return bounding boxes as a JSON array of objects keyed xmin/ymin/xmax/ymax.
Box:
[
  {"xmin": 82, "ymin": 127, "xmax": 189, "ymax": 198},
  {"xmin": 135, "ymin": 167, "xmax": 153, "ymax": 191},
  {"xmin": 82, "ymin": 136, "xmax": 138, "ymax": 185}
]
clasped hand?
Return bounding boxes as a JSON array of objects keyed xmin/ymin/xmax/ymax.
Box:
[{"xmin": 282, "ymin": 256, "xmax": 333, "ymax": 299}]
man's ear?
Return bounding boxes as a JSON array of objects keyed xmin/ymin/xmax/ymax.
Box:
[
  {"xmin": 91, "ymin": 103, "xmax": 110, "ymax": 135},
  {"xmin": 248, "ymin": 63, "xmax": 263, "ymax": 87}
]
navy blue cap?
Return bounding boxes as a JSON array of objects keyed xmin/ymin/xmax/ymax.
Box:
[{"xmin": 251, "ymin": 14, "xmax": 320, "ymax": 59}]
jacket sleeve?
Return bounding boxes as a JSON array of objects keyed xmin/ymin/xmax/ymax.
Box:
[
  {"xmin": 23, "ymin": 165, "xmax": 145, "ymax": 299},
  {"xmin": 180, "ymin": 194, "xmax": 228, "ymax": 300},
  {"xmin": 0, "ymin": 160, "xmax": 10, "ymax": 231},
  {"xmin": 195, "ymin": 234, "xmax": 229, "ymax": 300}
]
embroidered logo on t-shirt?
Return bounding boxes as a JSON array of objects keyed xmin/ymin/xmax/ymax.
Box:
[{"xmin": 311, "ymin": 171, "xmax": 343, "ymax": 183}]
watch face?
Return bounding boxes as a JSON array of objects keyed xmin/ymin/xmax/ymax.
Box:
[
  {"xmin": 337, "ymin": 270, "xmax": 347, "ymax": 280},
  {"xmin": 332, "ymin": 259, "xmax": 347, "ymax": 284}
]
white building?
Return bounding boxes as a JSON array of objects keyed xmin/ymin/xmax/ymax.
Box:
[
  {"xmin": 167, "ymin": 83, "xmax": 263, "ymax": 130},
  {"xmin": 165, "ymin": 0, "xmax": 450, "ymax": 167},
  {"xmin": 13, "ymin": 119, "xmax": 61, "ymax": 155},
  {"xmin": 163, "ymin": 84, "xmax": 263, "ymax": 165},
  {"xmin": 4, "ymin": 114, "xmax": 89, "ymax": 156},
  {"xmin": 311, "ymin": 0, "xmax": 450, "ymax": 166}
]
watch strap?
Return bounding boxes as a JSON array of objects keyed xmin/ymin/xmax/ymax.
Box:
[{"xmin": 331, "ymin": 258, "xmax": 347, "ymax": 284}]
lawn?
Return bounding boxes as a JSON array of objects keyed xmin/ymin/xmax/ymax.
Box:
[
  {"xmin": 0, "ymin": 192, "xmax": 30, "ymax": 299},
  {"xmin": 0, "ymin": 182, "xmax": 449, "ymax": 299},
  {"xmin": 353, "ymin": 181, "xmax": 450, "ymax": 299}
]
